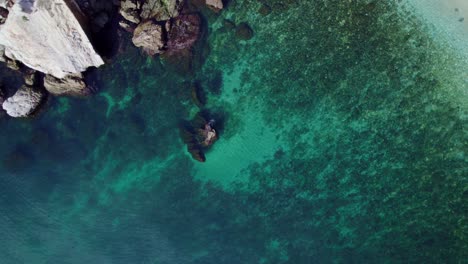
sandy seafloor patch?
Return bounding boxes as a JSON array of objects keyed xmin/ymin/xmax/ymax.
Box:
[{"xmin": 0, "ymin": 0, "xmax": 466, "ymax": 263}]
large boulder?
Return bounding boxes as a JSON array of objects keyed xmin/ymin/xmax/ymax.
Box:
[
  {"xmin": 132, "ymin": 20, "xmax": 165, "ymax": 55},
  {"xmin": 0, "ymin": 0, "xmax": 104, "ymax": 78},
  {"xmin": 43, "ymin": 73, "xmax": 89, "ymax": 96},
  {"xmin": 140, "ymin": 0, "xmax": 183, "ymax": 21},
  {"xmin": 2, "ymin": 85, "xmax": 46, "ymax": 117}
]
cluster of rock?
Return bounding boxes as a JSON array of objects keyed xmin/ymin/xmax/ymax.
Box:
[
  {"xmin": 118, "ymin": 0, "xmax": 220, "ymax": 57},
  {"xmin": 0, "ymin": 0, "xmax": 225, "ymax": 161},
  {"xmin": 0, "ymin": 0, "xmax": 104, "ymax": 117}
]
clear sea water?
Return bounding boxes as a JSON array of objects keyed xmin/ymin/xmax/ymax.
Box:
[{"xmin": 0, "ymin": 0, "xmax": 467, "ymax": 263}]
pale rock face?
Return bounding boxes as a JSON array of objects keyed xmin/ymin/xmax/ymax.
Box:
[
  {"xmin": 2, "ymin": 85, "xmax": 46, "ymax": 117},
  {"xmin": 206, "ymin": 0, "xmax": 223, "ymax": 12},
  {"xmin": 44, "ymin": 73, "xmax": 88, "ymax": 96},
  {"xmin": 0, "ymin": 0, "xmax": 104, "ymax": 78},
  {"xmin": 132, "ymin": 20, "xmax": 165, "ymax": 56}
]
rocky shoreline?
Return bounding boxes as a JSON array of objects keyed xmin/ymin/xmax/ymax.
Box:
[{"xmin": 0, "ymin": 0, "xmax": 230, "ymax": 161}]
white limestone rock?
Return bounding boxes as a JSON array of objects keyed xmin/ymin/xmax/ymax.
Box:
[
  {"xmin": 0, "ymin": 0, "xmax": 104, "ymax": 78},
  {"xmin": 2, "ymin": 85, "xmax": 46, "ymax": 117}
]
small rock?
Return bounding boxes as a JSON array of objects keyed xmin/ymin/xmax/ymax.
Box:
[
  {"xmin": 2, "ymin": 85, "xmax": 46, "ymax": 117},
  {"xmin": 132, "ymin": 20, "xmax": 165, "ymax": 56},
  {"xmin": 43, "ymin": 73, "xmax": 89, "ymax": 96},
  {"xmin": 205, "ymin": 0, "xmax": 223, "ymax": 12},
  {"xmin": 23, "ymin": 69, "xmax": 37, "ymax": 86}
]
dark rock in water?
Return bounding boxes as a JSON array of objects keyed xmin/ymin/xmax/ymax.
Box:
[
  {"xmin": 196, "ymin": 120, "xmax": 217, "ymax": 147},
  {"xmin": 235, "ymin": 22, "xmax": 254, "ymax": 40},
  {"xmin": 166, "ymin": 14, "xmax": 201, "ymax": 52},
  {"xmin": 161, "ymin": 12, "xmax": 207, "ymax": 75},
  {"xmin": 179, "ymin": 112, "xmax": 219, "ymax": 162}
]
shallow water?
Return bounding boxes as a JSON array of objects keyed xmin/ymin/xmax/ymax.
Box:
[{"xmin": 0, "ymin": 0, "xmax": 467, "ymax": 263}]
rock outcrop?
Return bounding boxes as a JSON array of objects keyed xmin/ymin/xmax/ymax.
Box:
[
  {"xmin": 0, "ymin": 0, "xmax": 104, "ymax": 78},
  {"xmin": 43, "ymin": 73, "xmax": 89, "ymax": 96},
  {"xmin": 2, "ymin": 84, "xmax": 46, "ymax": 117}
]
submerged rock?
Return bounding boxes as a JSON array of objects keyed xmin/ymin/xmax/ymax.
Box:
[
  {"xmin": 43, "ymin": 73, "xmax": 89, "ymax": 96},
  {"xmin": 2, "ymin": 84, "xmax": 46, "ymax": 117},
  {"xmin": 235, "ymin": 22, "xmax": 254, "ymax": 40},
  {"xmin": 0, "ymin": 0, "xmax": 104, "ymax": 78},
  {"xmin": 132, "ymin": 20, "xmax": 165, "ymax": 55}
]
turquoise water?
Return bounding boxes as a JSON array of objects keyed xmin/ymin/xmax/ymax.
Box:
[{"xmin": 1, "ymin": 0, "xmax": 467, "ymax": 263}]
